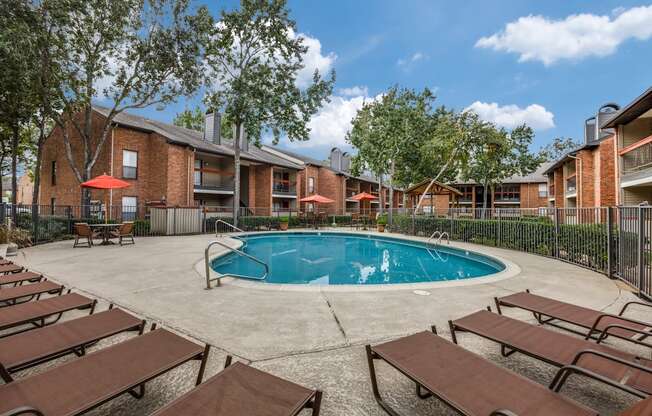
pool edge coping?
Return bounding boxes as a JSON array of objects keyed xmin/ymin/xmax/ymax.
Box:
[{"xmin": 194, "ymin": 230, "xmax": 522, "ymax": 292}]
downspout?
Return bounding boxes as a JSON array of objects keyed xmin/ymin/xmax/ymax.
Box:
[{"xmin": 109, "ymin": 126, "xmax": 114, "ymax": 208}]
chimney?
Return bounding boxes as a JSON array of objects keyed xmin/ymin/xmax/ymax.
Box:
[
  {"xmin": 341, "ymin": 152, "xmax": 351, "ymax": 172},
  {"xmin": 203, "ymin": 111, "xmax": 221, "ymax": 145},
  {"xmin": 330, "ymin": 147, "xmax": 342, "ymax": 171},
  {"xmin": 233, "ymin": 124, "xmax": 249, "ymax": 152}
]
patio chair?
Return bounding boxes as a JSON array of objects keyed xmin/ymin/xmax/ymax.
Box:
[
  {"xmin": 449, "ymin": 310, "xmax": 652, "ymax": 398},
  {"xmin": 0, "ymin": 306, "xmax": 144, "ymax": 381},
  {"xmin": 365, "ymin": 330, "xmax": 597, "ymax": 416},
  {"xmin": 110, "ymin": 221, "xmax": 135, "ymax": 246},
  {"xmin": 151, "ymin": 357, "xmax": 322, "ymax": 416},
  {"xmin": 0, "ymin": 292, "xmax": 96, "ymax": 339},
  {"xmin": 0, "ymin": 260, "xmax": 14, "ymax": 266},
  {"xmin": 495, "ymin": 290, "xmax": 652, "ymax": 347},
  {"xmin": 0, "ymin": 281, "xmax": 63, "ymax": 307},
  {"xmin": 490, "ymin": 394, "xmax": 652, "ymax": 416},
  {"xmin": 0, "ymin": 328, "xmax": 210, "ymax": 416},
  {"xmin": 0, "ymin": 264, "xmax": 23, "ymax": 275},
  {"xmin": 0, "ymin": 272, "xmax": 42, "ymax": 288},
  {"xmin": 73, "ymin": 223, "xmax": 98, "ymax": 248}
]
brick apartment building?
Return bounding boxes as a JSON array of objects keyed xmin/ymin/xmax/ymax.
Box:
[
  {"xmin": 263, "ymin": 146, "xmax": 404, "ymax": 214},
  {"xmin": 40, "ymin": 107, "xmax": 400, "ymax": 217},
  {"xmin": 449, "ymin": 163, "xmax": 551, "ymax": 210},
  {"xmin": 602, "ymin": 87, "xmax": 652, "ymax": 206},
  {"xmin": 40, "ymin": 106, "xmax": 304, "ymax": 216},
  {"xmin": 544, "ymin": 104, "xmax": 620, "ymax": 208}
]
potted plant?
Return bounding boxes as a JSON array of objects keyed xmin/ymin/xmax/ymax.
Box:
[
  {"xmin": 376, "ymin": 215, "xmax": 387, "ymax": 233},
  {"xmin": 279, "ymin": 216, "xmax": 289, "ymax": 231}
]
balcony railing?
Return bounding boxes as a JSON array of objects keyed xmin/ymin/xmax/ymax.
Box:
[
  {"xmin": 346, "ymin": 188, "xmax": 360, "ymax": 198},
  {"xmin": 621, "ymin": 137, "xmax": 652, "ymax": 176},
  {"xmin": 272, "ymin": 183, "xmax": 296, "ymax": 195},
  {"xmin": 565, "ymin": 177, "xmax": 577, "ymax": 195},
  {"xmin": 194, "ymin": 182, "xmax": 235, "ymax": 192}
]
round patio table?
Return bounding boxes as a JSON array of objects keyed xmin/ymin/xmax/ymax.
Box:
[{"xmin": 90, "ymin": 223, "xmax": 121, "ymax": 245}]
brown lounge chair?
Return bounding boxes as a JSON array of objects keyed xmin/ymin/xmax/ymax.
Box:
[
  {"xmin": 0, "ymin": 306, "xmax": 144, "ymax": 381},
  {"xmin": 366, "ymin": 330, "xmax": 597, "ymax": 416},
  {"xmin": 0, "ymin": 292, "xmax": 96, "ymax": 338},
  {"xmin": 109, "ymin": 221, "xmax": 135, "ymax": 245},
  {"xmin": 0, "ymin": 272, "xmax": 42, "ymax": 288},
  {"xmin": 495, "ymin": 290, "xmax": 652, "ymax": 347},
  {"xmin": 0, "ymin": 328, "xmax": 209, "ymax": 416},
  {"xmin": 0, "ymin": 260, "xmax": 13, "ymax": 266},
  {"xmin": 449, "ymin": 310, "xmax": 652, "ymax": 398},
  {"xmin": 152, "ymin": 357, "xmax": 322, "ymax": 416},
  {"xmin": 73, "ymin": 223, "xmax": 99, "ymax": 248},
  {"xmin": 0, "ymin": 281, "xmax": 63, "ymax": 307},
  {"xmin": 0, "ymin": 264, "xmax": 23, "ymax": 275},
  {"xmin": 491, "ymin": 393, "xmax": 652, "ymax": 416}
]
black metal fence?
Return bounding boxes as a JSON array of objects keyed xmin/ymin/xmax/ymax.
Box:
[{"xmin": 1, "ymin": 203, "xmax": 650, "ymax": 299}]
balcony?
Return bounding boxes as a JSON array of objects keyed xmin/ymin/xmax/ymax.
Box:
[
  {"xmin": 565, "ymin": 176, "xmax": 577, "ymax": 196},
  {"xmin": 621, "ymin": 136, "xmax": 652, "ymax": 187},
  {"xmin": 346, "ymin": 187, "xmax": 360, "ymax": 199},
  {"xmin": 194, "ymin": 181, "xmax": 234, "ymax": 194},
  {"xmin": 272, "ymin": 182, "xmax": 296, "ymax": 197}
]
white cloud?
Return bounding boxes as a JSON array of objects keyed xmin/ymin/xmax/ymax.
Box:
[
  {"xmin": 291, "ymin": 30, "xmax": 337, "ymax": 88},
  {"xmin": 465, "ymin": 101, "xmax": 555, "ymax": 130},
  {"xmin": 397, "ymin": 52, "xmax": 426, "ymax": 68},
  {"xmin": 475, "ymin": 5, "xmax": 652, "ymax": 65},
  {"xmin": 337, "ymin": 86, "xmax": 369, "ymax": 97}
]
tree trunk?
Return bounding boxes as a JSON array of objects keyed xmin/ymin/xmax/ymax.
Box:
[
  {"xmin": 31, "ymin": 121, "xmax": 46, "ymax": 241},
  {"xmin": 482, "ymin": 182, "xmax": 489, "ymax": 219},
  {"xmin": 10, "ymin": 124, "xmax": 19, "ymax": 227},
  {"xmin": 378, "ymin": 176, "xmax": 384, "ymax": 216},
  {"xmin": 388, "ymin": 160, "xmax": 395, "ymax": 225},
  {"xmin": 233, "ymin": 123, "xmax": 242, "ymax": 228}
]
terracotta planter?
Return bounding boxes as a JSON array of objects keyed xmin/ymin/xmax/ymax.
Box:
[
  {"xmin": 279, "ymin": 222, "xmax": 289, "ymax": 231},
  {"xmin": 377, "ymin": 224, "xmax": 385, "ymax": 233}
]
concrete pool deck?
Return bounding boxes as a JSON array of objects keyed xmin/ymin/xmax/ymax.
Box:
[{"xmin": 13, "ymin": 230, "xmax": 651, "ymax": 415}]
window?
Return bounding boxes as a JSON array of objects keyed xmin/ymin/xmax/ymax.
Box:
[
  {"xmin": 51, "ymin": 161, "xmax": 57, "ymax": 185},
  {"xmin": 308, "ymin": 177, "xmax": 315, "ymax": 193},
  {"xmin": 122, "ymin": 196, "xmax": 137, "ymax": 221},
  {"xmin": 458, "ymin": 185, "xmax": 473, "ymax": 201},
  {"xmin": 122, "ymin": 150, "xmax": 138, "ymax": 179},
  {"xmin": 538, "ymin": 183, "xmax": 548, "ymax": 198},
  {"xmin": 495, "ymin": 184, "xmax": 520, "ymax": 201}
]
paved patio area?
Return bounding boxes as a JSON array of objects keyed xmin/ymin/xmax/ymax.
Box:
[{"xmin": 12, "ymin": 231, "xmax": 650, "ymax": 415}]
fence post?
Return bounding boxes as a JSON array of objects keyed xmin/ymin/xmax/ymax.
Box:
[
  {"xmin": 554, "ymin": 208, "xmax": 560, "ymax": 258},
  {"xmin": 496, "ymin": 209, "xmax": 501, "ymax": 247},
  {"xmin": 173, "ymin": 207, "xmax": 177, "ymax": 236},
  {"xmin": 411, "ymin": 209, "xmax": 415, "ymax": 235},
  {"xmin": 606, "ymin": 207, "xmax": 614, "ymax": 279},
  {"xmin": 638, "ymin": 206, "xmax": 645, "ymax": 295},
  {"xmin": 0, "ymin": 203, "xmax": 5, "ymax": 227}
]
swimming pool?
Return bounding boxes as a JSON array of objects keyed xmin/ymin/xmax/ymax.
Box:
[{"xmin": 210, "ymin": 232, "xmax": 505, "ymax": 285}]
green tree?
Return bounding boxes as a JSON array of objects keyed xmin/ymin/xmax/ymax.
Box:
[
  {"xmin": 46, "ymin": 0, "xmax": 208, "ymax": 207},
  {"xmin": 202, "ymin": 0, "xmax": 334, "ymax": 227},
  {"xmin": 461, "ymin": 122, "xmax": 544, "ymax": 210},
  {"xmin": 173, "ymin": 107, "xmax": 205, "ymax": 131},
  {"xmin": 540, "ymin": 136, "xmax": 581, "ymax": 161}
]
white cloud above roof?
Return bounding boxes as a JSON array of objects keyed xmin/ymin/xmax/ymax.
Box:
[
  {"xmin": 291, "ymin": 30, "xmax": 337, "ymax": 88},
  {"xmin": 475, "ymin": 5, "xmax": 652, "ymax": 65},
  {"xmin": 465, "ymin": 101, "xmax": 555, "ymax": 130}
]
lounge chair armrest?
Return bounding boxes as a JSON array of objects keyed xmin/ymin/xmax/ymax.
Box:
[
  {"xmin": 597, "ymin": 323, "xmax": 652, "ymax": 347},
  {"xmin": 571, "ymin": 349, "xmax": 651, "ymax": 373},
  {"xmin": 490, "ymin": 410, "xmax": 520, "ymax": 416},
  {"xmin": 0, "ymin": 407, "xmax": 45, "ymax": 416},
  {"xmin": 586, "ymin": 312, "xmax": 652, "ymax": 340},
  {"xmin": 619, "ymin": 301, "xmax": 652, "ymax": 316},
  {"xmin": 550, "ymin": 364, "xmax": 647, "ymax": 399}
]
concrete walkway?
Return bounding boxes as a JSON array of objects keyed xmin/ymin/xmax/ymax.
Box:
[{"xmin": 14, "ymin": 232, "xmax": 650, "ymax": 415}]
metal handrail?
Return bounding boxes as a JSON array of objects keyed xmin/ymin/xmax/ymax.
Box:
[
  {"xmin": 204, "ymin": 240, "xmax": 269, "ymax": 289},
  {"xmin": 427, "ymin": 230, "xmax": 450, "ymax": 245},
  {"xmin": 215, "ymin": 219, "xmax": 244, "ymax": 236}
]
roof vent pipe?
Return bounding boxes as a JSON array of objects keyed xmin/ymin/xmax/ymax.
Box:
[{"xmin": 203, "ymin": 111, "xmax": 221, "ymax": 145}]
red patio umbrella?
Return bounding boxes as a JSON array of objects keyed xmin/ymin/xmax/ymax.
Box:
[
  {"xmin": 81, "ymin": 173, "xmax": 130, "ymax": 223},
  {"xmin": 299, "ymin": 194, "xmax": 335, "ymax": 204},
  {"xmin": 350, "ymin": 192, "xmax": 377, "ymax": 201}
]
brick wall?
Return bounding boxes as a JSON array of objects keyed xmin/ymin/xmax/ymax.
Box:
[
  {"xmin": 578, "ymin": 149, "xmax": 595, "ymax": 207},
  {"xmin": 318, "ymin": 168, "xmax": 344, "ymax": 213},
  {"xmin": 519, "ymin": 183, "xmax": 547, "ymax": 208},
  {"xmin": 598, "ymin": 136, "xmax": 617, "ymax": 206},
  {"xmin": 252, "ymin": 165, "xmax": 272, "ymax": 214},
  {"xmin": 553, "ymin": 169, "xmax": 565, "ymax": 208}
]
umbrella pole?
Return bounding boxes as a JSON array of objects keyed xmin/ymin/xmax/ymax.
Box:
[{"xmin": 105, "ymin": 191, "xmax": 109, "ymax": 224}]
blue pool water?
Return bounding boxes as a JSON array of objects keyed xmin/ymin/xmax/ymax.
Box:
[{"xmin": 211, "ymin": 232, "xmax": 505, "ymax": 285}]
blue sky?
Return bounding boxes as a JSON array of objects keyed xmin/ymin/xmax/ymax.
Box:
[{"xmin": 133, "ymin": 1, "xmax": 652, "ymax": 160}]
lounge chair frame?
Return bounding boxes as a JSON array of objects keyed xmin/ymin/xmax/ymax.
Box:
[
  {"xmin": 0, "ymin": 327, "xmax": 211, "ymax": 416},
  {"xmin": 495, "ymin": 289, "xmax": 652, "ymax": 348},
  {"xmin": 0, "ymin": 291, "xmax": 97, "ymax": 338},
  {"xmin": 0, "ymin": 272, "xmax": 43, "ymax": 288},
  {"xmin": 365, "ymin": 327, "xmax": 449, "ymax": 416},
  {"xmin": 0, "ymin": 281, "xmax": 63, "ymax": 307},
  {"xmin": 449, "ymin": 313, "xmax": 652, "ymax": 399},
  {"xmin": 0, "ymin": 305, "xmax": 146, "ymax": 381}
]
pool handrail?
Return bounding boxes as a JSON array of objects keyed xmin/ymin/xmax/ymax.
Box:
[
  {"xmin": 214, "ymin": 220, "xmax": 244, "ymax": 236},
  {"xmin": 204, "ymin": 239, "xmax": 269, "ymax": 289},
  {"xmin": 427, "ymin": 231, "xmax": 450, "ymax": 245}
]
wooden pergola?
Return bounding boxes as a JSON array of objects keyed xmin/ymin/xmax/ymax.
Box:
[{"xmin": 405, "ymin": 179, "xmax": 463, "ymax": 212}]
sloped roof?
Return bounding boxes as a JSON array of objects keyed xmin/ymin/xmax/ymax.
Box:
[
  {"xmin": 405, "ymin": 179, "xmax": 463, "ymax": 196},
  {"xmin": 454, "ymin": 162, "xmax": 552, "ymax": 185},
  {"xmin": 601, "ymin": 86, "xmax": 652, "ymax": 128},
  {"xmin": 93, "ymin": 106, "xmax": 302, "ymax": 170}
]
